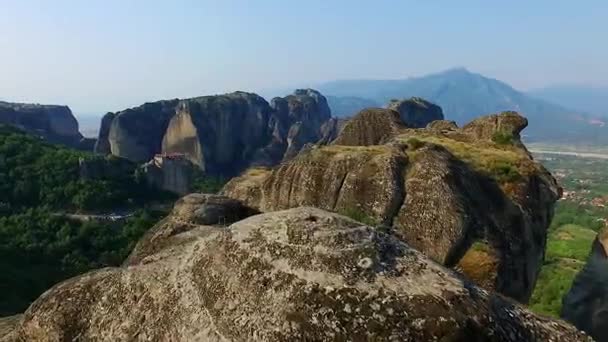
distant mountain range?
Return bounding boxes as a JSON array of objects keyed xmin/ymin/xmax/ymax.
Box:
[
  {"xmin": 528, "ymin": 85, "xmax": 608, "ymax": 117},
  {"xmin": 314, "ymin": 68, "xmax": 607, "ymax": 144}
]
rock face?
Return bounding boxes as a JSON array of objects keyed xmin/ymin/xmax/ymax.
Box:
[
  {"xmin": 96, "ymin": 89, "xmax": 332, "ymax": 176},
  {"xmin": 317, "ymin": 117, "xmax": 347, "ymax": 145},
  {"xmin": 141, "ymin": 154, "xmax": 198, "ymax": 195},
  {"xmin": 223, "ymin": 111, "xmax": 560, "ymax": 303},
  {"xmin": 332, "ymin": 108, "xmax": 404, "ymax": 146},
  {"xmin": 5, "ymin": 207, "xmax": 587, "ymax": 341},
  {"xmin": 462, "ymin": 111, "xmax": 528, "ymax": 146},
  {"xmin": 126, "ymin": 193, "xmax": 258, "ymax": 265},
  {"xmin": 0, "ymin": 101, "xmax": 84, "ymax": 148},
  {"xmin": 387, "ymin": 97, "xmax": 444, "ymax": 128},
  {"xmin": 99, "ymin": 100, "xmax": 180, "ymax": 162},
  {"xmin": 562, "ymin": 228, "xmax": 608, "ymax": 341}
]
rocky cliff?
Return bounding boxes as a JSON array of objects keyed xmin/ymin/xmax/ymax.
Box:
[
  {"xmin": 387, "ymin": 97, "xmax": 444, "ymax": 128},
  {"xmin": 95, "ymin": 89, "xmax": 332, "ymax": 176},
  {"xmin": 331, "ymin": 108, "xmax": 404, "ymax": 146},
  {"xmin": 562, "ymin": 228, "xmax": 608, "ymax": 341},
  {"xmin": 223, "ymin": 109, "xmax": 560, "ymax": 303},
  {"xmin": 95, "ymin": 99, "xmax": 180, "ymax": 162},
  {"xmin": 3, "ymin": 205, "xmax": 587, "ymax": 341},
  {"xmin": 0, "ymin": 101, "xmax": 84, "ymax": 148}
]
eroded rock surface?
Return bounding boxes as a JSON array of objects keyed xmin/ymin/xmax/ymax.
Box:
[
  {"xmin": 387, "ymin": 97, "xmax": 444, "ymax": 128},
  {"xmin": 5, "ymin": 208, "xmax": 587, "ymax": 341},
  {"xmin": 562, "ymin": 228, "xmax": 608, "ymax": 341},
  {"xmin": 126, "ymin": 193, "xmax": 258, "ymax": 265},
  {"xmin": 223, "ymin": 111, "xmax": 560, "ymax": 303},
  {"xmin": 96, "ymin": 89, "xmax": 332, "ymax": 176},
  {"xmin": 332, "ymin": 108, "xmax": 404, "ymax": 146}
]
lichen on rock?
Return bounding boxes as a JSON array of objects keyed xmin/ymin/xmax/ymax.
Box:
[{"xmin": 4, "ymin": 208, "xmax": 588, "ymax": 341}]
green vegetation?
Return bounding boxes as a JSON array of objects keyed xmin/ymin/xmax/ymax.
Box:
[
  {"xmin": 340, "ymin": 207, "xmax": 378, "ymax": 226},
  {"xmin": 396, "ymin": 132, "xmax": 530, "ymax": 184},
  {"xmin": 192, "ymin": 173, "xmax": 226, "ymax": 194},
  {"xmin": 529, "ymin": 154, "xmax": 608, "ymax": 318},
  {"xmin": 0, "ymin": 208, "xmax": 164, "ymax": 315},
  {"xmin": 406, "ymin": 137, "xmax": 425, "ymax": 150},
  {"xmin": 0, "ymin": 125, "xmax": 172, "ymax": 315},
  {"xmin": 491, "ymin": 130, "xmax": 514, "ymax": 145},
  {"xmin": 0, "ymin": 125, "xmax": 173, "ymax": 213}
]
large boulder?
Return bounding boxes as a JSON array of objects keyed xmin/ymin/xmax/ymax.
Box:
[
  {"xmin": 0, "ymin": 101, "xmax": 83, "ymax": 148},
  {"xmin": 462, "ymin": 111, "xmax": 528, "ymax": 146},
  {"xmin": 0, "ymin": 316, "xmax": 20, "ymax": 341},
  {"xmin": 331, "ymin": 108, "xmax": 404, "ymax": 146},
  {"xmin": 562, "ymin": 228, "xmax": 608, "ymax": 341},
  {"xmin": 5, "ymin": 207, "xmax": 587, "ymax": 341},
  {"xmin": 126, "ymin": 193, "xmax": 258, "ymax": 265},
  {"xmin": 223, "ymin": 112, "xmax": 560, "ymax": 303},
  {"xmin": 387, "ymin": 97, "xmax": 444, "ymax": 128}
]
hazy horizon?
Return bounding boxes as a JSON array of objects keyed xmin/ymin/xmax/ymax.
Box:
[{"xmin": 1, "ymin": 0, "xmax": 607, "ymax": 116}]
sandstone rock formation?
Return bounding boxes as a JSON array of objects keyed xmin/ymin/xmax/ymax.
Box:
[
  {"xmin": 126, "ymin": 193, "xmax": 258, "ymax": 265},
  {"xmin": 387, "ymin": 97, "xmax": 444, "ymax": 128},
  {"xmin": 462, "ymin": 110, "xmax": 528, "ymax": 147},
  {"xmin": 4, "ymin": 207, "xmax": 587, "ymax": 341},
  {"xmin": 562, "ymin": 228, "xmax": 608, "ymax": 341},
  {"xmin": 317, "ymin": 117, "xmax": 347, "ymax": 145},
  {"xmin": 95, "ymin": 89, "xmax": 332, "ymax": 176},
  {"xmin": 141, "ymin": 153, "xmax": 198, "ymax": 195},
  {"xmin": 332, "ymin": 108, "xmax": 404, "ymax": 146},
  {"xmin": 96, "ymin": 100, "xmax": 180, "ymax": 162},
  {"xmin": 0, "ymin": 101, "xmax": 84, "ymax": 148},
  {"xmin": 223, "ymin": 111, "xmax": 560, "ymax": 303}
]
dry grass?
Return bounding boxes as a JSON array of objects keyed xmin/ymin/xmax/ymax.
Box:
[
  {"xmin": 396, "ymin": 131, "xmax": 538, "ymax": 183},
  {"xmin": 457, "ymin": 241, "xmax": 499, "ymax": 290},
  {"xmin": 303, "ymin": 145, "xmax": 393, "ymax": 162}
]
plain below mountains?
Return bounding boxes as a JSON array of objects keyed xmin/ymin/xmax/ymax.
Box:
[{"xmin": 315, "ymin": 68, "xmax": 608, "ymax": 144}]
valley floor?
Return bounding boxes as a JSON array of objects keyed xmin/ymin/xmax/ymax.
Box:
[{"xmin": 529, "ymin": 151, "xmax": 608, "ymax": 317}]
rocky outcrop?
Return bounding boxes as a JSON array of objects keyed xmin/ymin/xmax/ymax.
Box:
[
  {"xmin": 0, "ymin": 315, "xmax": 20, "ymax": 341},
  {"xmin": 222, "ymin": 111, "xmax": 561, "ymax": 303},
  {"xmin": 462, "ymin": 111, "xmax": 528, "ymax": 146},
  {"xmin": 102, "ymin": 100, "xmax": 180, "ymax": 162},
  {"xmin": 331, "ymin": 108, "xmax": 404, "ymax": 146},
  {"xmin": 96, "ymin": 89, "xmax": 332, "ymax": 176},
  {"xmin": 426, "ymin": 119, "xmax": 458, "ymax": 132},
  {"xmin": 562, "ymin": 228, "xmax": 608, "ymax": 341},
  {"xmin": 5, "ymin": 207, "xmax": 587, "ymax": 341},
  {"xmin": 141, "ymin": 154, "xmax": 198, "ymax": 195},
  {"xmin": 92, "ymin": 112, "xmax": 115, "ymax": 154},
  {"xmin": 387, "ymin": 97, "xmax": 444, "ymax": 128},
  {"xmin": 317, "ymin": 117, "xmax": 347, "ymax": 145},
  {"xmin": 0, "ymin": 101, "xmax": 83, "ymax": 148},
  {"xmin": 126, "ymin": 193, "xmax": 258, "ymax": 265}
]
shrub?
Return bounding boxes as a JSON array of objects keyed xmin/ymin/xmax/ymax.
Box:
[
  {"xmin": 407, "ymin": 138, "xmax": 426, "ymax": 150},
  {"xmin": 492, "ymin": 131, "xmax": 515, "ymax": 145},
  {"xmin": 340, "ymin": 207, "xmax": 377, "ymax": 226}
]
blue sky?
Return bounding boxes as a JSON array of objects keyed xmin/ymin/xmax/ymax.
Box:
[{"xmin": 1, "ymin": 0, "xmax": 606, "ymax": 115}]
